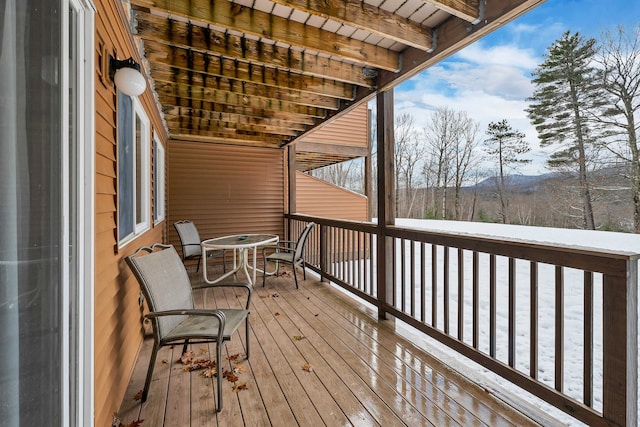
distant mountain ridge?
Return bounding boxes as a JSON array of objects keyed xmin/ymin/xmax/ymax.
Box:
[{"xmin": 471, "ymin": 173, "xmax": 558, "ymax": 192}]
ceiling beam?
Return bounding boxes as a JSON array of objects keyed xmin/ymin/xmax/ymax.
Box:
[
  {"xmin": 130, "ymin": 0, "xmax": 400, "ymax": 71},
  {"xmin": 149, "ymin": 63, "xmax": 341, "ymax": 109},
  {"xmin": 268, "ymin": 0, "xmax": 433, "ymax": 51},
  {"xmin": 142, "ymin": 39, "xmax": 354, "ymax": 100},
  {"xmin": 154, "ymin": 83, "xmax": 330, "ymax": 117},
  {"xmin": 169, "ymin": 127, "xmax": 288, "ymax": 146},
  {"xmin": 424, "ymin": 0, "xmax": 481, "ymax": 23},
  {"xmin": 161, "ymin": 98, "xmax": 319, "ymax": 124},
  {"xmin": 162, "ymin": 106, "xmax": 309, "ymax": 131},
  {"xmin": 165, "ymin": 116, "xmax": 301, "ymax": 137},
  {"xmin": 135, "ymin": 12, "xmax": 375, "ymax": 88},
  {"xmin": 170, "ymin": 132, "xmax": 283, "ymax": 147},
  {"xmin": 295, "ymin": 140, "xmax": 369, "ymax": 158}
]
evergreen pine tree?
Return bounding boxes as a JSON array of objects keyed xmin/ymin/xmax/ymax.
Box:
[{"xmin": 526, "ymin": 31, "xmax": 603, "ymax": 230}]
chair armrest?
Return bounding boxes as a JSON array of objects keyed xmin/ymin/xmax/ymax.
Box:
[
  {"xmin": 146, "ymin": 308, "xmax": 227, "ymax": 318},
  {"xmin": 192, "ymin": 282, "xmax": 253, "ymax": 309}
]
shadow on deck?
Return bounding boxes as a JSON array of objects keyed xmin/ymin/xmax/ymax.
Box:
[{"xmin": 117, "ymin": 264, "xmax": 550, "ymax": 426}]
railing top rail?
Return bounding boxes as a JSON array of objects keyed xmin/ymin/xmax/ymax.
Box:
[{"xmin": 287, "ymin": 213, "xmax": 639, "ymax": 276}]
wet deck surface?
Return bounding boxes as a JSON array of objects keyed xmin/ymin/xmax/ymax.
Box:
[{"xmin": 117, "ymin": 266, "xmax": 542, "ymax": 426}]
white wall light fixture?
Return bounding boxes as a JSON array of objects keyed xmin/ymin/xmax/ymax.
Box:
[{"xmin": 109, "ymin": 56, "xmax": 146, "ymax": 96}]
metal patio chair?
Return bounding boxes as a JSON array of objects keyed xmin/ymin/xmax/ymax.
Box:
[
  {"xmin": 125, "ymin": 243, "xmax": 251, "ymax": 412},
  {"xmin": 174, "ymin": 220, "xmax": 226, "ymax": 273},
  {"xmin": 262, "ymin": 222, "xmax": 315, "ymax": 289}
]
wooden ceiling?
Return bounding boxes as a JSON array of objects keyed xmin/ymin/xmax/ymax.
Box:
[{"xmin": 129, "ymin": 0, "xmax": 544, "ymax": 161}]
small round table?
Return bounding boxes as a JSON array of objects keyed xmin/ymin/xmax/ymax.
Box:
[{"xmin": 201, "ymin": 234, "xmax": 279, "ymax": 285}]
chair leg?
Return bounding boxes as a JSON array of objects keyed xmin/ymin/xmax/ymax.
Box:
[
  {"xmin": 302, "ymin": 262, "xmax": 307, "ymax": 280},
  {"xmin": 142, "ymin": 343, "xmax": 160, "ymax": 402},
  {"xmin": 196, "ymin": 257, "xmax": 201, "ymax": 273},
  {"xmin": 245, "ymin": 318, "xmax": 250, "ymax": 358},
  {"xmin": 293, "ymin": 265, "xmax": 299, "ymax": 289},
  {"xmin": 182, "ymin": 340, "xmax": 189, "ymax": 355},
  {"xmin": 216, "ymin": 341, "xmax": 223, "ymax": 412},
  {"xmin": 222, "ymin": 250, "xmax": 226, "ymax": 273}
]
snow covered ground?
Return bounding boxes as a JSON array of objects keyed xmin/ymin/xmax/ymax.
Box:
[{"xmin": 326, "ymin": 219, "xmax": 640, "ymax": 425}]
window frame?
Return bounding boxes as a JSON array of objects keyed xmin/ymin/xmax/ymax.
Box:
[
  {"xmin": 118, "ymin": 95, "xmax": 151, "ymax": 246},
  {"xmin": 153, "ymin": 132, "xmax": 166, "ymax": 224}
]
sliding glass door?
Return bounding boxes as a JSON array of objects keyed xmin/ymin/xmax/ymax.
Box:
[{"xmin": 0, "ymin": 0, "xmax": 93, "ymax": 425}]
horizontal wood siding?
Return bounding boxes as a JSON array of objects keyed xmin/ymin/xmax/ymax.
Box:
[
  {"xmin": 300, "ymin": 104, "xmax": 368, "ymax": 147},
  {"xmin": 94, "ymin": 1, "xmax": 168, "ymax": 426},
  {"xmin": 296, "ymin": 171, "xmax": 368, "ymax": 221},
  {"xmin": 167, "ymin": 142, "xmax": 285, "ymax": 253}
]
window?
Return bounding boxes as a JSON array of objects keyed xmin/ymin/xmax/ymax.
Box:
[
  {"xmin": 118, "ymin": 94, "xmax": 150, "ymax": 244},
  {"xmin": 153, "ymin": 133, "xmax": 165, "ymax": 223}
]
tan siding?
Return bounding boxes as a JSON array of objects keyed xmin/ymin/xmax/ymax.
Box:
[
  {"xmin": 300, "ymin": 104, "xmax": 368, "ymax": 147},
  {"xmin": 296, "ymin": 172, "xmax": 368, "ymax": 221},
  {"xmin": 93, "ymin": 1, "xmax": 168, "ymax": 425},
  {"xmin": 167, "ymin": 142, "xmax": 285, "ymax": 256}
]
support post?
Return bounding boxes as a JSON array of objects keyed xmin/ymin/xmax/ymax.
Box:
[
  {"xmin": 376, "ymin": 89, "xmax": 395, "ymax": 320},
  {"xmin": 602, "ymin": 260, "xmax": 637, "ymax": 427},
  {"xmin": 287, "ymin": 145, "xmax": 296, "ymax": 241}
]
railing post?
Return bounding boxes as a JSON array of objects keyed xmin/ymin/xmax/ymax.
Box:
[
  {"xmin": 602, "ymin": 259, "xmax": 637, "ymax": 427},
  {"xmin": 319, "ymin": 224, "xmax": 328, "ymax": 283}
]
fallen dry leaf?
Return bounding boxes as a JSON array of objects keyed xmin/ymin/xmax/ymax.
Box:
[
  {"xmin": 180, "ymin": 350, "xmax": 195, "ymax": 365},
  {"xmin": 233, "ymin": 364, "xmax": 249, "ymax": 374},
  {"xmin": 223, "ymin": 371, "xmax": 239, "ymax": 383},
  {"xmin": 133, "ymin": 390, "xmax": 143, "ymax": 401},
  {"xmin": 161, "ymin": 359, "xmax": 168, "ymax": 364},
  {"xmin": 199, "ymin": 347, "xmax": 208, "ymax": 355},
  {"xmin": 184, "ymin": 358, "xmax": 216, "ymax": 372},
  {"xmin": 292, "ymin": 335, "xmax": 306, "ymax": 341},
  {"xmin": 232, "ymin": 382, "xmax": 248, "ymax": 392},
  {"xmin": 274, "ymin": 312, "xmax": 281, "ymax": 316},
  {"xmin": 201, "ymin": 368, "xmax": 217, "ymax": 378},
  {"xmin": 226, "ymin": 353, "xmax": 241, "ymax": 362},
  {"xmin": 302, "ymin": 364, "xmax": 313, "ymax": 372},
  {"xmin": 125, "ymin": 420, "xmax": 144, "ymax": 427}
]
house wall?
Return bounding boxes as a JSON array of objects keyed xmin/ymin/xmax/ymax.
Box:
[
  {"xmin": 166, "ymin": 142, "xmax": 285, "ymax": 255},
  {"xmin": 94, "ymin": 2, "xmax": 168, "ymax": 426},
  {"xmin": 300, "ymin": 104, "xmax": 368, "ymax": 147},
  {"xmin": 296, "ymin": 172, "xmax": 368, "ymax": 221}
]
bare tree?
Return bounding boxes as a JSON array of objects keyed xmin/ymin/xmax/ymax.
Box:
[
  {"xmin": 422, "ymin": 107, "xmax": 479, "ymax": 220},
  {"xmin": 452, "ymin": 114, "xmax": 481, "ymax": 220},
  {"xmin": 483, "ymin": 119, "xmax": 531, "ymax": 223},
  {"xmin": 595, "ymin": 24, "xmax": 640, "ymax": 232},
  {"xmin": 394, "ymin": 113, "xmax": 418, "ymax": 216}
]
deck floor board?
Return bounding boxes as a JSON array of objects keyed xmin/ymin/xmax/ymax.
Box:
[{"xmin": 117, "ymin": 266, "xmax": 544, "ymax": 427}]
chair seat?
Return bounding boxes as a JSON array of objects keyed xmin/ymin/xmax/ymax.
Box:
[
  {"xmin": 163, "ymin": 309, "xmax": 250, "ymax": 343},
  {"xmin": 266, "ymin": 252, "xmax": 295, "ymax": 263}
]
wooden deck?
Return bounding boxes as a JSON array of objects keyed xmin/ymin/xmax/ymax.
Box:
[{"xmin": 117, "ymin": 266, "xmax": 545, "ymax": 426}]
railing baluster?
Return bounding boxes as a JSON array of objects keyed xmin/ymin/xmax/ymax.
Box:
[
  {"xmin": 421, "ymin": 242, "xmax": 426, "ymax": 323},
  {"xmin": 411, "ymin": 240, "xmax": 416, "ymax": 317},
  {"xmin": 473, "ymin": 251, "xmax": 479, "ymax": 349},
  {"xmin": 530, "ymin": 261, "xmax": 538, "ymax": 379},
  {"xmin": 432, "ymin": 244, "xmax": 437, "ymax": 329},
  {"xmin": 401, "ymin": 239, "xmax": 406, "ymax": 312},
  {"xmin": 583, "ymin": 271, "xmax": 593, "ymax": 407},
  {"xmin": 490, "ymin": 254, "xmax": 496, "ymax": 358},
  {"xmin": 509, "ymin": 257, "xmax": 516, "ymax": 368},
  {"xmin": 444, "ymin": 246, "xmax": 449, "ymax": 335},
  {"xmin": 356, "ymin": 231, "xmax": 361, "ymax": 291},
  {"xmin": 555, "ymin": 265, "xmax": 564, "ymax": 392},
  {"xmin": 458, "ymin": 248, "xmax": 464, "ymax": 341}
]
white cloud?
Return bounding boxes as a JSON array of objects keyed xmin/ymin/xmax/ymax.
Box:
[{"xmin": 392, "ymin": 40, "xmax": 550, "ymax": 173}]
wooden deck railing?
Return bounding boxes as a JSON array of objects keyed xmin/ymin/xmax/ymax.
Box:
[{"xmin": 286, "ymin": 213, "xmax": 639, "ymax": 427}]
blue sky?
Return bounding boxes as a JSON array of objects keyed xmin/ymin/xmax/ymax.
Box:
[{"xmin": 393, "ymin": 0, "xmax": 640, "ymax": 174}]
